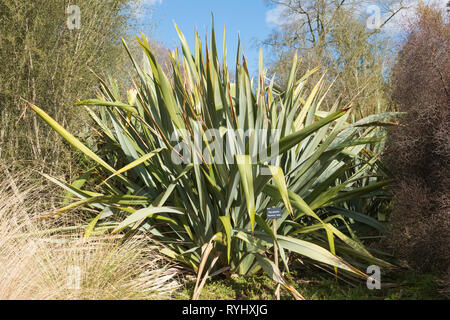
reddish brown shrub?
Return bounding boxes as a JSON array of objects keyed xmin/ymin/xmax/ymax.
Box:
[{"xmin": 384, "ymin": 4, "xmax": 450, "ymax": 273}]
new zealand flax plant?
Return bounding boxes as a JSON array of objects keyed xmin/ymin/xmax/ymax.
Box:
[{"xmin": 30, "ymin": 18, "xmax": 396, "ymax": 299}]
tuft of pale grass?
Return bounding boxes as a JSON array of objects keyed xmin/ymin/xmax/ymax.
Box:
[{"xmin": 0, "ymin": 164, "xmax": 182, "ymax": 300}]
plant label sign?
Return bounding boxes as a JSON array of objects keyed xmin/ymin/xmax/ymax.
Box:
[{"xmin": 267, "ymin": 207, "xmax": 282, "ymax": 219}]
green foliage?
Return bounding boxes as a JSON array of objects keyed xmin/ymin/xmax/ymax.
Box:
[
  {"xmin": 0, "ymin": 0, "xmax": 153, "ymax": 170},
  {"xmin": 30, "ymin": 20, "xmax": 397, "ymax": 297}
]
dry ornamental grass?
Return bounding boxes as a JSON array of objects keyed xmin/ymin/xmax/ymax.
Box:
[{"xmin": 0, "ymin": 164, "xmax": 182, "ymax": 300}]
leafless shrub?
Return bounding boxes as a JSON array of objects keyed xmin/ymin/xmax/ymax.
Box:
[{"xmin": 384, "ymin": 3, "xmax": 450, "ymax": 275}]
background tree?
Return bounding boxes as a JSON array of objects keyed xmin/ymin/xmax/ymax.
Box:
[
  {"xmin": 0, "ymin": 0, "xmax": 157, "ymax": 174},
  {"xmin": 262, "ymin": 0, "xmax": 408, "ymax": 117}
]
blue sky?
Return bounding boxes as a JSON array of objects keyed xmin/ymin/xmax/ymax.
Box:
[
  {"xmin": 144, "ymin": 0, "xmax": 276, "ymax": 76},
  {"xmin": 137, "ymin": 0, "xmax": 446, "ymax": 77}
]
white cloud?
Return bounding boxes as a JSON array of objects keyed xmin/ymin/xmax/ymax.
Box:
[
  {"xmin": 382, "ymin": 0, "xmax": 447, "ymax": 34},
  {"xmin": 266, "ymin": 3, "xmax": 301, "ymax": 29},
  {"xmin": 129, "ymin": 0, "xmax": 162, "ymax": 22},
  {"xmin": 266, "ymin": 4, "xmax": 287, "ymax": 27},
  {"xmin": 144, "ymin": 0, "xmax": 162, "ymax": 5}
]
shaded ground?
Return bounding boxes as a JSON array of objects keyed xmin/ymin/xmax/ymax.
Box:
[{"xmin": 176, "ymin": 268, "xmax": 444, "ymax": 300}]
